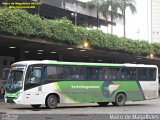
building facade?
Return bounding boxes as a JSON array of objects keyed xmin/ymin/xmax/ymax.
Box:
[{"xmin": 151, "ymin": 0, "xmax": 160, "ymax": 43}]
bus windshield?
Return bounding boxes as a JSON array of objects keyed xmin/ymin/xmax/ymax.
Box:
[
  {"xmin": 6, "ymin": 65, "xmax": 26, "ymax": 92},
  {"xmin": 6, "ymin": 70, "xmax": 23, "ymax": 92}
]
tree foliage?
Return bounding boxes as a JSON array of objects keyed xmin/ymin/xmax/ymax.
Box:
[{"xmin": 0, "ymin": 8, "xmax": 159, "ymax": 57}]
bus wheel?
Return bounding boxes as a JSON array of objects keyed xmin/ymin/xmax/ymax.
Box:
[
  {"xmin": 31, "ymin": 104, "xmax": 41, "ymax": 109},
  {"xmin": 112, "ymin": 93, "xmax": 126, "ymax": 106},
  {"xmin": 97, "ymin": 102, "xmax": 109, "ymax": 106},
  {"xmin": 46, "ymin": 94, "xmax": 58, "ymax": 109}
]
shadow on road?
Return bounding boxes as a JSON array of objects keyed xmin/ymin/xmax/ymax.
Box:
[{"xmin": 9, "ymin": 103, "xmax": 150, "ymax": 111}]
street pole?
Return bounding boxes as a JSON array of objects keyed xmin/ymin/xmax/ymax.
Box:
[
  {"xmin": 75, "ymin": 11, "xmax": 77, "ymax": 26},
  {"xmin": 37, "ymin": 0, "xmax": 40, "ymax": 15},
  {"xmin": 111, "ymin": 0, "xmax": 113, "ymax": 34},
  {"xmin": 151, "ymin": 0, "xmax": 153, "ymax": 43},
  {"xmin": 75, "ymin": 2, "xmax": 77, "ymax": 26},
  {"xmin": 96, "ymin": 0, "xmax": 99, "ymax": 29}
]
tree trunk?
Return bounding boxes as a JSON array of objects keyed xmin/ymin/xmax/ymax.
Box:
[
  {"xmin": 111, "ymin": 0, "xmax": 113, "ymax": 34},
  {"xmin": 96, "ymin": 0, "xmax": 99, "ymax": 29},
  {"xmin": 123, "ymin": 9, "xmax": 126, "ymax": 37},
  {"xmin": 97, "ymin": 9, "xmax": 99, "ymax": 29}
]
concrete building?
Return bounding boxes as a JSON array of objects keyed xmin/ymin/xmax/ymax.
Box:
[
  {"xmin": 151, "ymin": 0, "xmax": 160, "ymax": 43},
  {"xmin": 27, "ymin": 0, "xmax": 115, "ymax": 27},
  {"xmin": 113, "ymin": 0, "xmax": 160, "ymax": 43},
  {"xmin": 0, "ymin": 0, "xmax": 160, "ymax": 81}
]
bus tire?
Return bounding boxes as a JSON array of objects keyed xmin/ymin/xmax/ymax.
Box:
[
  {"xmin": 46, "ymin": 94, "xmax": 58, "ymax": 109},
  {"xmin": 112, "ymin": 93, "xmax": 126, "ymax": 106},
  {"xmin": 97, "ymin": 102, "xmax": 109, "ymax": 106},
  {"xmin": 31, "ymin": 104, "xmax": 41, "ymax": 109}
]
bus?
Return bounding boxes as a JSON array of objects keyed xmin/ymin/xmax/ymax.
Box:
[{"xmin": 5, "ymin": 60, "xmax": 159, "ymax": 109}]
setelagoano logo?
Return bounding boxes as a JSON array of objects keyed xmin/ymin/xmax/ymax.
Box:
[{"xmin": 71, "ymin": 85, "xmax": 100, "ymax": 89}]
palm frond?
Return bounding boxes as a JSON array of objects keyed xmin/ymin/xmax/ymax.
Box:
[
  {"xmin": 126, "ymin": 3, "xmax": 137, "ymax": 14},
  {"xmin": 86, "ymin": 0, "xmax": 97, "ymax": 9}
]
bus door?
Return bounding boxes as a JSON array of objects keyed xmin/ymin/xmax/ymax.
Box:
[{"xmin": 24, "ymin": 66, "xmax": 44, "ymax": 104}]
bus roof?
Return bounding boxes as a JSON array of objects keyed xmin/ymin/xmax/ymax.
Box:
[{"xmin": 12, "ymin": 60, "xmax": 158, "ymax": 68}]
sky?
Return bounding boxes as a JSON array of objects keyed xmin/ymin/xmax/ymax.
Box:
[
  {"xmin": 124, "ymin": 0, "xmax": 150, "ymax": 41},
  {"xmin": 78, "ymin": 0, "xmax": 151, "ymax": 42}
]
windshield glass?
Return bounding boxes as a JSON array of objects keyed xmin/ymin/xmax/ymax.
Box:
[{"xmin": 6, "ymin": 70, "xmax": 23, "ymax": 92}]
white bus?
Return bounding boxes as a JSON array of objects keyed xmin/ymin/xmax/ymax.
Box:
[{"xmin": 5, "ymin": 60, "xmax": 159, "ymax": 108}]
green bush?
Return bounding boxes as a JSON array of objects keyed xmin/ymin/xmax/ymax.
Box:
[
  {"xmin": 152, "ymin": 43, "xmax": 160, "ymax": 55},
  {"xmin": 0, "ymin": 8, "xmax": 44, "ymax": 37},
  {"xmin": 0, "ymin": 8, "xmax": 159, "ymax": 57}
]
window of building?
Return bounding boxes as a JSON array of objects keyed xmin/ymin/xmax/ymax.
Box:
[{"xmin": 3, "ymin": 60, "xmax": 7, "ymax": 65}]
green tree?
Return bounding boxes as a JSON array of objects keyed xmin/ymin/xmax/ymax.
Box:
[
  {"xmin": 100, "ymin": 0, "xmax": 123, "ymax": 33},
  {"xmin": 87, "ymin": 0, "xmax": 122, "ymax": 33},
  {"xmin": 118, "ymin": 0, "xmax": 137, "ymax": 37},
  {"xmin": 87, "ymin": 0, "xmax": 104, "ymax": 29}
]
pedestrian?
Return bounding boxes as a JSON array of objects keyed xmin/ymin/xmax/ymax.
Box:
[{"xmin": 1, "ymin": 86, "xmax": 5, "ymax": 99}]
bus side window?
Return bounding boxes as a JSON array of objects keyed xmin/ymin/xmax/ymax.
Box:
[
  {"xmin": 121, "ymin": 68, "xmax": 136, "ymax": 80},
  {"xmin": 148, "ymin": 68, "xmax": 156, "ymax": 81},
  {"xmin": 56, "ymin": 67, "xmax": 64, "ymax": 79},
  {"xmin": 65, "ymin": 67, "xmax": 72, "ymax": 80},
  {"xmin": 104, "ymin": 68, "xmax": 109, "ymax": 80},
  {"xmin": 25, "ymin": 66, "xmax": 41, "ymax": 84},
  {"xmin": 71, "ymin": 67, "xmax": 80, "ymax": 79},
  {"xmin": 121, "ymin": 68, "xmax": 128, "ymax": 80},
  {"xmin": 95, "ymin": 68, "xmax": 103, "ymax": 80},
  {"xmin": 85, "ymin": 67, "xmax": 102, "ymax": 80},
  {"xmin": 44, "ymin": 66, "xmax": 64, "ymax": 80},
  {"xmin": 137, "ymin": 68, "xmax": 148, "ymax": 81},
  {"xmin": 104, "ymin": 68, "xmax": 120, "ymax": 80},
  {"xmin": 65, "ymin": 66, "xmax": 80, "ymax": 80},
  {"xmin": 79, "ymin": 67, "xmax": 85, "ymax": 80},
  {"xmin": 85, "ymin": 67, "xmax": 92, "ymax": 80},
  {"xmin": 44, "ymin": 67, "xmax": 48, "ymax": 80},
  {"xmin": 129, "ymin": 68, "xmax": 136, "ymax": 80},
  {"xmin": 32, "ymin": 68, "xmax": 41, "ymax": 83}
]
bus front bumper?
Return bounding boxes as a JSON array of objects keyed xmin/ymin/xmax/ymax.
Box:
[
  {"xmin": 5, "ymin": 97, "xmax": 15, "ymax": 104},
  {"xmin": 5, "ymin": 96, "xmax": 22, "ymax": 104}
]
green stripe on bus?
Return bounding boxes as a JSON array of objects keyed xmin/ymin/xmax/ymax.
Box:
[
  {"xmin": 57, "ymin": 81, "xmax": 145, "ymax": 103},
  {"xmin": 48, "ymin": 61, "xmax": 123, "ymax": 67}
]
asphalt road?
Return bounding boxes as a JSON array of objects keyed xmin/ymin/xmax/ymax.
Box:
[{"xmin": 0, "ymin": 98, "xmax": 160, "ymax": 120}]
